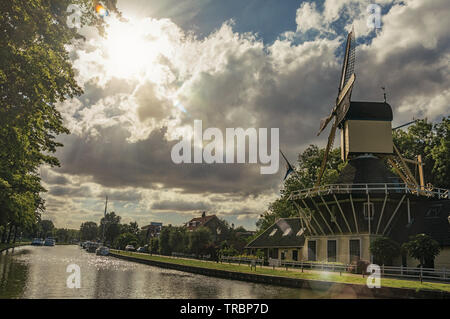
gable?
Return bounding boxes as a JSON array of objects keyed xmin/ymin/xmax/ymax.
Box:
[{"xmin": 246, "ymin": 218, "xmax": 305, "ymax": 248}]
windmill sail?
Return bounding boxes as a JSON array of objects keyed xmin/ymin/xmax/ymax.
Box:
[
  {"xmin": 339, "ymin": 28, "xmax": 356, "ymax": 92},
  {"xmin": 315, "ymin": 29, "xmax": 356, "ymax": 186}
]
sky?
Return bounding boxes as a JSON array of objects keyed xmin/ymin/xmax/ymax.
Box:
[{"xmin": 40, "ymin": 0, "xmax": 450, "ymax": 230}]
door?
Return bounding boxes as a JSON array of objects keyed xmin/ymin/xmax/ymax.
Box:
[
  {"xmin": 308, "ymin": 241, "xmax": 316, "ymax": 261},
  {"xmin": 349, "ymin": 239, "xmax": 360, "ymax": 262},
  {"xmin": 327, "ymin": 240, "xmax": 337, "ymax": 262}
]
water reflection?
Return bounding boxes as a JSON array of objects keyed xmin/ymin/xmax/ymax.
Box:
[{"xmin": 0, "ymin": 245, "xmax": 336, "ymax": 299}]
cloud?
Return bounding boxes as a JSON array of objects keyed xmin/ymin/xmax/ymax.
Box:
[{"xmin": 151, "ymin": 199, "xmax": 211, "ymax": 211}]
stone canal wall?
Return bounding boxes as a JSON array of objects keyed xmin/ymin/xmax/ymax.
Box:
[{"xmin": 109, "ymin": 252, "xmax": 449, "ymax": 299}]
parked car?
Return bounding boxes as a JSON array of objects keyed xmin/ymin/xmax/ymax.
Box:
[
  {"xmin": 125, "ymin": 244, "xmax": 135, "ymax": 251},
  {"xmin": 136, "ymin": 246, "xmax": 148, "ymax": 253},
  {"xmin": 44, "ymin": 238, "xmax": 55, "ymax": 246},
  {"xmin": 31, "ymin": 238, "xmax": 44, "ymax": 246}
]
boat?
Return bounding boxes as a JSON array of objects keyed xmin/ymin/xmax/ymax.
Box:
[
  {"xmin": 86, "ymin": 241, "xmax": 100, "ymax": 253},
  {"xmin": 96, "ymin": 246, "xmax": 110, "ymax": 256}
]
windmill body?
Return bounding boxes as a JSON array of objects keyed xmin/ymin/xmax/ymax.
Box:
[{"xmin": 339, "ymin": 101, "xmax": 393, "ymax": 161}]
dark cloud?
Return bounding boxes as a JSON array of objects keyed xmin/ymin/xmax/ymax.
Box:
[
  {"xmin": 49, "ymin": 185, "xmax": 93, "ymax": 197},
  {"xmin": 151, "ymin": 199, "xmax": 211, "ymax": 211}
]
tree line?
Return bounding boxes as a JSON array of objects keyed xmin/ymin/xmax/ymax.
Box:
[{"xmin": 79, "ymin": 212, "xmax": 252, "ymax": 258}]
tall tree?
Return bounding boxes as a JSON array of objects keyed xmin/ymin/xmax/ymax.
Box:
[
  {"xmin": 0, "ymin": 0, "xmax": 121, "ymax": 240},
  {"xmin": 402, "ymin": 234, "xmax": 441, "ymax": 268},
  {"xmin": 99, "ymin": 212, "xmax": 121, "ymax": 244},
  {"xmin": 79, "ymin": 221, "xmax": 98, "ymax": 241},
  {"xmin": 40, "ymin": 219, "xmax": 55, "ymax": 238},
  {"xmin": 393, "ymin": 117, "xmax": 450, "ymax": 189},
  {"xmin": 256, "ymin": 145, "xmax": 343, "ymax": 233}
]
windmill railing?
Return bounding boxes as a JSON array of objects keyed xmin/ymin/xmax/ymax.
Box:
[{"xmin": 289, "ymin": 183, "xmax": 449, "ymax": 200}]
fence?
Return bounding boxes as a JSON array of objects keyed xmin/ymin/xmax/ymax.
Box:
[
  {"xmin": 380, "ymin": 265, "xmax": 448, "ymax": 282},
  {"xmin": 220, "ymin": 256, "xmax": 264, "ymax": 267},
  {"xmin": 277, "ymin": 260, "xmax": 449, "ymax": 282}
]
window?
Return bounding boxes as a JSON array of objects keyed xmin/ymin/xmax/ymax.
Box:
[
  {"xmin": 307, "ymin": 240, "xmax": 316, "ymax": 261},
  {"xmin": 292, "ymin": 250, "xmax": 298, "ymax": 261},
  {"xmin": 425, "ymin": 205, "xmax": 441, "ymax": 219},
  {"xmin": 281, "ymin": 251, "xmax": 286, "ymax": 260},
  {"xmin": 327, "ymin": 240, "xmax": 337, "ymax": 262},
  {"xmin": 282, "ymin": 227, "xmax": 292, "ymax": 236},
  {"xmin": 296, "ymin": 228, "xmax": 305, "ymax": 236},
  {"xmin": 363, "ymin": 202, "xmax": 374, "ymax": 220},
  {"xmin": 349, "ymin": 239, "xmax": 360, "ymax": 262}
]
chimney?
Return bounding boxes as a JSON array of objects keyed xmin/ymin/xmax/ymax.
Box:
[{"xmin": 202, "ymin": 211, "xmax": 206, "ymax": 218}]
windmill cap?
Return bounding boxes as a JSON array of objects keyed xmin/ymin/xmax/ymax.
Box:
[{"xmin": 345, "ymin": 101, "xmax": 393, "ymax": 121}]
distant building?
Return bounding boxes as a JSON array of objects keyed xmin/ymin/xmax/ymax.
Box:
[
  {"xmin": 141, "ymin": 222, "xmax": 163, "ymax": 240},
  {"xmin": 184, "ymin": 212, "xmax": 226, "ymax": 242}
]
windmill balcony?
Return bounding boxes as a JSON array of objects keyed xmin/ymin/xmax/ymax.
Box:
[{"xmin": 289, "ymin": 183, "xmax": 449, "ymax": 201}]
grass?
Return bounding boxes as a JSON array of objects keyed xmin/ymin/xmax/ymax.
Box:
[
  {"xmin": 111, "ymin": 250, "xmax": 450, "ymax": 293},
  {"xmin": 0, "ymin": 242, "xmax": 30, "ymax": 252}
]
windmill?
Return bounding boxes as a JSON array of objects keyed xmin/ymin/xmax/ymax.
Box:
[
  {"xmin": 314, "ymin": 30, "xmax": 423, "ymax": 191},
  {"xmin": 315, "ymin": 29, "xmax": 356, "ymax": 187}
]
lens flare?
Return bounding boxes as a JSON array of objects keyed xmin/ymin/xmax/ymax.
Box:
[{"xmin": 95, "ymin": 4, "xmax": 109, "ymax": 17}]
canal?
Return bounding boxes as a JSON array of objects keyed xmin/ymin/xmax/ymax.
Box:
[{"xmin": 0, "ymin": 245, "xmax": 342, "ymax": 298}]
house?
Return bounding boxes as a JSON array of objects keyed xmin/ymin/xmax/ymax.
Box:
[
  {"xmin": 246, "ymin": 218, "xmax": 304, "ymax": 261},
  {"xmin": 141, "ymin": 222, "xmax": 163, "ymax": 240},
  {"xmin": 184, "ymin": 212, "xmax": 226, "ymax": 242}
]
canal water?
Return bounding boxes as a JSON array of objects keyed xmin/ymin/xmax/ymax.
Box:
[{"xmin": 0, "ymin": 245, "xmax": 347, "ymax": 299}]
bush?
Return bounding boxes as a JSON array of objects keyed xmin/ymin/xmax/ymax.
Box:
[
  {"xmin": 114, "ymin": 233, "xmax": 138, "ymax": 250},
  {"xmin": 370, "ymin": 237, "xmax": 400, "ymax": 265},
  {"xmin": 347, "ymin": 259, "xmax": 370, "ymax": 274},
  {"xmin": 402, "ymin": 234, "xmax": 440, "ymax": 268}
]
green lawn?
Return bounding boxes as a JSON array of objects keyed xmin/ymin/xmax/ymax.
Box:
[{"xmin": 112, "ymin": 250, "xmax": 450, "ymax": 293}]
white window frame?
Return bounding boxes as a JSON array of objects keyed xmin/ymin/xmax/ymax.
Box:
[
  {"xmin": 363, "ymin": 202, "xmax": 374, "ymax": 220},
  {"xmin": 348, "ymin": 238, "xmax": 362, "ymax": 263}
]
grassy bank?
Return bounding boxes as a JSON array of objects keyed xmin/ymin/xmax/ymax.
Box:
[
  {"xmin": 112, "ymin": 250, "xmax": 450, "ymax": 293},
  {"xmin": 0, "ymin": 242, "xmax": 30, "ymax": 252}
]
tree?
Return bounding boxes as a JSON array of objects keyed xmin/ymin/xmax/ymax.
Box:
[
  {"xmin": 393, "ymin": 117, "xmax": 450, "ymax": 189},
  {"xmin": 114, "ymin": 233, "xmax": 138, "ymax": 250},
  {"xmin": 256, "ymin": 145, "xmax": 344, "ymax": 234},
  {"xmin": 159, "ymin": 226, "xmax": 172, "ymax": 255},
  {"xmin": 40, "ymin": 220, "xmax": 55, "ymax": 238},
  {"xmin": 169, "ymin": 227, "xmax": 187, "ymax": 253},
  {"xmin": 370, "ymin": 237, "xmax": 400, "ymax": 265},
  {"xmin": 0, "ymin": 0, "xmax": 122, "ymax": 244},
  {"xmin": 80, "ymin": 221, "xmax": 98, "ymax": 241},
  {"xmin": 402, "ymin": 234, "xmax": 441, "ymax": 268},
  {"xmin": 188, "ymin": 227, "xmax": 212, "ymax": 257},
  {"xmin": 149, "ymin": 237, "xmax": 159, "ymax": 254},
  {"xmin": 99, "ymin": 212, "xmax": 121, "ymax": 244}
]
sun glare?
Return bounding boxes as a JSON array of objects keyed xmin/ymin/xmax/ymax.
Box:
[{"xmin": 102, "ymin": 18, "xmax": 171, "ymax": 79}]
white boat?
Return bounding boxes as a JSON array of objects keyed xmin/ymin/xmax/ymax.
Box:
[{"xmin": 96, "ymin": 246, "xmax": 110, "ymax": 256}]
